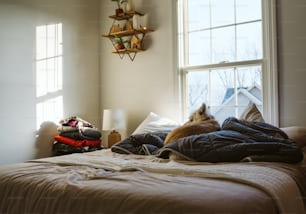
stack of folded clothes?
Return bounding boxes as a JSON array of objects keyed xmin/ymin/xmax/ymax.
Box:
[{"xmin": 53, "ymin": 116, "xmax": 102, "ymax": 156}]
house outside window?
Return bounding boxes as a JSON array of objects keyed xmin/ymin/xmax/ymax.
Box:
[
  {"xmin": 35, "ymin": 23, "xmax": 63, "ymax": 129},
  {"xmin": 177, "ymin": 0, "xmax": 278, "ymax": 125}
]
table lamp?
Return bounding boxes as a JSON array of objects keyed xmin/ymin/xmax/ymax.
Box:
[{"xmin": 102, "ymin": 109, "xmax": 126, "ymax": 147}]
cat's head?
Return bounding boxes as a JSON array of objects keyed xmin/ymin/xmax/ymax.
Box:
[{"xmin": 188, "ymin": 103, "xmax": 215, "ymax": 122}]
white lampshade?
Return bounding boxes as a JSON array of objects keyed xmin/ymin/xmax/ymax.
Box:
[{"xmin": 102, "ymin": 109, "xmax": 126, "ymax": 131}]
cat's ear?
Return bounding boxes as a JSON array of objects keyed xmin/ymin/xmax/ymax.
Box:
[{"xmin": 199, "ymin": 103, "xmax": 207, "ymax": 114}]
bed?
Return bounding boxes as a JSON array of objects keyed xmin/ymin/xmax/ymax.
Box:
[
  {"xmin": 0, "ymin": 148, "xmax": 306, "ymax": 214},
  {"xmin": 1, "ymin": 112, "xmax": 306, "ymax": 214}
]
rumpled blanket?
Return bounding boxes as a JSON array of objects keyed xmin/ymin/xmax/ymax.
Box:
[
  {"xmin": 112, "ymin": 117, "xmax": 303, "ymax": 163},
  {"xmin": 111, "ymin": 131, "xmax": 168, "ymax": 155}
]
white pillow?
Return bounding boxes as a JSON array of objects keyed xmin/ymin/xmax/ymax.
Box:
[
  {"xmin": 281, "ymin": 126, "xmax": 306, "ymax": 148},
  {"xmin": 132, "ymin": 112, "xmax": 180, "ymax": 135}
]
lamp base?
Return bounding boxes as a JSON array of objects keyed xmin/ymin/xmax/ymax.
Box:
[{"xmin": 108, "ymin": 130, "xmax": 121, "ymax": 147}]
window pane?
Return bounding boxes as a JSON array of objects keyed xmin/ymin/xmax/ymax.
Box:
[
  {"xmin": 236, "ymin": 0, "xmax": 262, "ymax": 23},
  {"xmin": 188, "ymin": 31, "xmax": 211, "ymax": 65},
  {"xmin": 236, "ymin": 66, "xmax": 262, "ymax": 106},
  {"xmin": 187, "ymin": 71, "xmax": 209, "ymax": 114},
  {"xmin": 237, "ymin": 22, "xmax": 262, "ymax": 61},
  {"xmin": 212, "ymin": 26, "xmax": 235, "ymax": 63},
  {"xmin": 188, "ymin": 0, "xmax": 210, "ymax": 31},
  {"xmin": 212, "ymin": 106, "xmax": 236, "ymax": 124},
  {"xmin": 211, "ymin": 0, "xmax": 235, "ymax": 27},
  {"xmin": 210, "ymin": 68, "xmax": 235, "ymax": 106}
]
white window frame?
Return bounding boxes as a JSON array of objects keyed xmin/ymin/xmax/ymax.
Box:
[{"xmin": 176, "ymin": 0, "xmax": 278, "ymax": 126}]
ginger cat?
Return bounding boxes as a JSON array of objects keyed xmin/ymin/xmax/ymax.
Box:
[{"xmin": 163, "ymin": 103, "xmax": 220, "ymax": 145}]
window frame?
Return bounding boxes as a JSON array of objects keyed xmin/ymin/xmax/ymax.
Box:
[{"xmin": 176, "ymin": 0, "xmax": 278, "ymax": 126}]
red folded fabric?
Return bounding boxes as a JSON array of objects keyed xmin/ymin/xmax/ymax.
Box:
[{"xmin": 54, "ymin": 135, "xmax": 101, "ymax": 147}]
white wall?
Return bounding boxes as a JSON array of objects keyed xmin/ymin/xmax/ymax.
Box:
[
  {"xmin": 100, "ymin": 0, "xmax": 181, "ymax": 136},
  {"xmin": 0, "ymin": 0, "xmax": 100, "ymax": 165},
  {"xmin": 277, "ymin": 0, "xmax": 306, "ymax": 127}
]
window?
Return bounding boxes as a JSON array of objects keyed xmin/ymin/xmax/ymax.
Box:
[
  {"xmin": 178, "ymin": 0, "xmax": 278, "ymax": 125},
  {"xmin": 35, "ymin": 23, "xmax": 63, "ymax": 129}
]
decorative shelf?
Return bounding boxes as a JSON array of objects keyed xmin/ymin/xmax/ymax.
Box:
[
  {"xmin": 102, "ymin": 9, "xmax": 154, "ymax": 61},
  {"xmin": 102, "ymin": 28, "xmax": 154, "ymax": 38},
  {"xmin": 111, "ymin": 48, "xmax": 144, "ymax": 61},
  {"xmin": 112, "ymin": 48, "xmax": 144, "ymax": 54}
]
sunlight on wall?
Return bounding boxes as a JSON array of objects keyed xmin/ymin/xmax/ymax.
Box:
[{"xmin": 35, "ymin": 23, "xmax": 63, "ymax": 129}]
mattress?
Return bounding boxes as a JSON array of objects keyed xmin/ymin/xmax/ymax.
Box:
[{"xmin": 0, "ymin": 149, "xmax": 305, "ymax": 214}]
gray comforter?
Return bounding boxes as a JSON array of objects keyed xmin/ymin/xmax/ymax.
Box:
[{"xmin": 111, "ymin": 117, "xmax": 303, "ymax": 163}]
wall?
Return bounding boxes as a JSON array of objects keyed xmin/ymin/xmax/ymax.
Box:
[
  {"xmin": 100, "ymin": 0, "xmax": 181, "ymax": 137},
  {"xmin": 0, "ymin": 0, "xmax": 100, "ymax": 165},
  {"xmin": 277, "ymin": 0, "xmax": 306, "ymax": 127}
]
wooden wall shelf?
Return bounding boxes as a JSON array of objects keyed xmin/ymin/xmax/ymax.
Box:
[
  {"xmin": 102, "ymin": 28, "xmax": 154, "ymax": 38},
  {"xmin": 112, "ymin": 48, "xmax": 143, "ymax": 53},
  {"xmin": 102, "ymin": 9, "xmax": 154, "ymax": 61}
]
